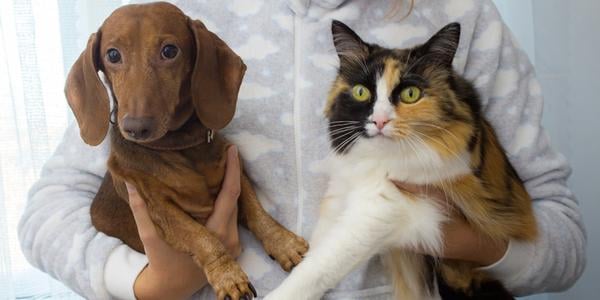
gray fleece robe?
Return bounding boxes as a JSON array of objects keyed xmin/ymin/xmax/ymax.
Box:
[{"xmin": 18, "ymin": 0, "xmax": 586, "ymax": 299}]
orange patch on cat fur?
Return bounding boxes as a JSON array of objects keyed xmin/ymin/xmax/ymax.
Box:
[
  {"xmin": 383, "ymin": 58, "xmax": 401, "ymax": 94},
  {"xmin": 325, "ymin": 78, "xmax": 349, "ymax": 117}
]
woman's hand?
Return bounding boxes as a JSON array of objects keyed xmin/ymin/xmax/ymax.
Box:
[
  {"xmin": 130, "ymin": 146, "xmax": 243, "ymax": 300},
  {"xmin": 392, "ymin": 180, "xmax": 508, "ymax": 267}
]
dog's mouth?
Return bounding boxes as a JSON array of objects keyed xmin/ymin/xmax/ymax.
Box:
[
  {"xmin": 119, "ymin": 113, "xmax": 170, "ymax": 143},
  {"xmin": 123, "ymin": 114, "xmax": 209, "ymax": 150},
  {"xmin": 114, "ymin": 96, "xmax": 198, "ymax": 146},
  {"xmin": 121, "ymin": 129, "xmax": 165, "ymax": 143}
]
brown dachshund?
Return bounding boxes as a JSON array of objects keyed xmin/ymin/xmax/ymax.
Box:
[{"xmin": 64, "ymin": 2, "xmax": 308, "ymax": 299}]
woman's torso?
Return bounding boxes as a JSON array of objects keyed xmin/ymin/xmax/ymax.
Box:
[{"xmin": 151, "ymin": 0, "xmax": 494, "ymax": 298}]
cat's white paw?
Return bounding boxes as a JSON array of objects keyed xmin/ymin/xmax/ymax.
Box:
[
  {"xmin": 263, "ymin": 288, "xmax": 289, "ymax": 300},
  {"xmin": 264, "ymin": 286, "xmax": 319, "ymax": 300}
]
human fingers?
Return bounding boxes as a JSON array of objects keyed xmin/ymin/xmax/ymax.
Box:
[
  {"xmin": 126, "ymin": 182, "xmax": 173, "ymax": 259},
  {"xmin": 126, "ymin": 183, "xmax": 157, "ymax": 244},
  {"xmin": 208, "ymin": 145, "xmax": 241, "ymax": 223}
]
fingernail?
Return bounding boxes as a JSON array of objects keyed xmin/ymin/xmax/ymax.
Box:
[{"xmin": 230, "ymin": 145, "xmax": 238, "ymax": 156}]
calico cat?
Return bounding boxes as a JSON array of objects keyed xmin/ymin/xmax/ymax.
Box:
[{"xmin": 264, "ymin": 21, "xmax": 537, "ymax": 300}]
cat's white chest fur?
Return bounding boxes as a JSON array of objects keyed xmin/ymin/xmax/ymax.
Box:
[
  {"xmin": 265, "ymin": 138, "xmax": 470, "ymax": 300},
  {"xmin": 329, "ymin": 137, "xmax": 471, "ymax": 184},
  {"xmin": 313, "ymin": 137, "xmax": 470, "ymax": 250}
]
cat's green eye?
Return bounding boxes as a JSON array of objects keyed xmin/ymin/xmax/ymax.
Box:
[
  {"xmin": 400, "ymin": 86, "xmax": 422, "ymax": 104},
  {"xmin": 351, "ymin": 84, "xmax": 371, "ymax": 102}
]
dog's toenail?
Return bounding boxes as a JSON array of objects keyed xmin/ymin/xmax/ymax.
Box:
[{"xmin": 249, "ymin": 283, "xmax": 257, "ymax": 297}]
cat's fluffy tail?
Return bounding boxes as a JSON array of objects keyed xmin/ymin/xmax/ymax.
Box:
[{"xmin": 382, "ymin": 249, "xmax": 440, "ymax": 300}]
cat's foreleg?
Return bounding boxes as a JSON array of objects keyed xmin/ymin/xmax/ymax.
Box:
[
  {"xmin": 308, "ymin": 195, "xmax": 342, "ymax": 248},
  {"xmin": 264, "ymin": 192, "xmax": 401, "ymax": 300}
]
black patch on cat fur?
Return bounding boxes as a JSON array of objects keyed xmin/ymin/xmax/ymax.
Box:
[
  {"xmin": 473, "ymin": 128, "xmax": 486, "ymax": 178},
  {"xmin": 424, "ymin": 255, "xmax": 437, "ymax": 294},
  {"xmin": 437, "ymin": 276, "xmax": 514, "ymax": 300}
]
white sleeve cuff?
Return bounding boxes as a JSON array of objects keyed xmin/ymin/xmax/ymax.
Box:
[
  {"xmin": 104, "ymin": 244, "xmax": 149, "ymax": 300},
  {"xmin": 477, "ymin": 239, "xmax": 535, "ymax": 287}
]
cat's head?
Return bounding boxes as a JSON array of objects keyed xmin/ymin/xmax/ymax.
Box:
[{"xmin": 326, "ymin": 21, "xmax": 480, "ymax": 157}]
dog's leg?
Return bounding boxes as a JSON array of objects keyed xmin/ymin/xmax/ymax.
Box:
[
  {"xmin": 91, "ymin": 172, "xmax": 144, "ymax": 252},
  {"xmin": 114, "ymin": 167, "xmax": 255, "ymax": 300},
  {"xmin": 143, "ymin": 192, "xmax": 256, "ymax": 300},
  {"xmin": 148, "ymin": 200, "xmax": 254, "ymax": 299},
  {"xmin": 238, "ymin": 173, "xmax": 309, "ymax": 272}
]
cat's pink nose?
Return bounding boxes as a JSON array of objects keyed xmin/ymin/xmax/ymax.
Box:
[{"xmin": 374, "ymin": 117, "xmax": 389, "ymax": 130}]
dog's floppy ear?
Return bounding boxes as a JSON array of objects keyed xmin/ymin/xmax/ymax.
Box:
[
  {"xmin": 65, "ymin": 32, "xmax": 110, "ymax": 146},
  {"xmin": 189, "ymin": 19, "xmax": 246, "ymax": 130}
]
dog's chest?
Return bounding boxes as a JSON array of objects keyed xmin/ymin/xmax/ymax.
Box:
[
  {"xmin": 170, "ymin": 152, "xmax": 227, "ymax": 222},
  {"xmin": 110, "ymin": 136, "xmax": 228, "ymax": 223}
]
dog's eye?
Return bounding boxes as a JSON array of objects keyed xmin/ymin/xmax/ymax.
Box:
[
  {"xmin": 161, "ymin": 45, "xmax": 178, "ymax": 59},
  {"xmin": 106, "ymin": 48, "xmax": 121, "ymax": 64}
]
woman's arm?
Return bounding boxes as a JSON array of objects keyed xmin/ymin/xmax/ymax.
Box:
[
  {"xmin": 18, "ymin": 122, "xmax": 121, "ymax": 299},
  {"xmin": 460, "ymin": 0, "xmax": 586, "ymax": 295},
  {"xmin": 396, "ymin": 0, "xmax": 585, "ymax": 295},
  {"xmin": 18, "ymin": 123, "xmax": 243, "ymax": 299}
]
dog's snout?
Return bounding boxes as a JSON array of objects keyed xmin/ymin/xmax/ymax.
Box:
[{"xmin": 121, "ymin": 116, "xmax": 157, "ymax": 140}]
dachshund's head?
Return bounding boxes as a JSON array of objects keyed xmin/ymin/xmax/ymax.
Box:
[{"xmin": 65, "ymin": 2, "xmax": 246, "ymax": 145}]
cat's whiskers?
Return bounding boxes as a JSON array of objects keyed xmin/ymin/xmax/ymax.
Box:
[
  {"xmin": 329, "ymin": 129, "xmax": 356, "ymax": 139},
  {"xmin": 328, "ymin": 121, "xmax": 362, "ymax": 128},
  {"xmin": 329, "ymin": 126, "xmax": 362, "ymax": 136},
  {"xmin": 337, "ymin": 131, "xmax": 363, "ymax": 152},
  {"xmin": 329, "ymin": 129, "xmax": 358, "ymax": 143},
  {"xmin": 402, "ymin": 49, "xmax": 414, "ymax": 74},
  {"xmin": 409, "ymin": 129, "xmax": 469, "ymax": 169},
  {"xmin": 406, "ymin": 123, "xmax": 472, "ymax": 179},
  {"xmin": 328, "ymin": 128, "xmax": 360, "ymax": 144},
  {"xmin": 401, "ymin": 134, "xmax": 448, "ymax": 221},
  {"xmin": 339, "ymin": 136, "xmax": 362, "ymax": 157},
  {"xmin": 390, "ymin": 127, "xmax": 455, "ymax": 215},
  {"xmin": 329, "ymin": 123, "xmax": 362, "ymax": 129},
  {"xmin": 402, "ymin": 52, "xmax": 442, "ymax": 77},
  {"xmin": 329, "ymin": 120, "xmax": 361, "ymax": 124},
  {"xmin": 405, "ymin": 133, "xmax": 457, "ymax": 218},
  {"xmin": 328, "ymin": 131, "xmax": 363, "ymax": 156},
  {"xmin": 400, "ymin": 134, "xmax": 424, "ymax": 173},
  {"xmin": 406, "ymin": 121, "xmax": 464, "ymax": 147},
  {"xmin": 329, "ymin": 134, "xmax": 359, "ymax": 156},
  {"xmin": 337, "ymin": 50, "xmax": 370, "ymax": 76},
  {"xmin": 330, "ymin": 125, "xmax": 360, "ymax": 133}
]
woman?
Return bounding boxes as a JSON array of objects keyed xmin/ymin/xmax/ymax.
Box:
[{"xmin": 18, "ymin": 0, "xmax": 585, "ymax": 299}]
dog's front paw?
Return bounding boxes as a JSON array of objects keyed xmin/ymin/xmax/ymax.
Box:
[
  {"xmin": 262, "ymin": 225, "xmax": 309, "ymax": 272},
  {"xmin": 204, "ymin": 255, "xmax": 257, "ymax": 300}
]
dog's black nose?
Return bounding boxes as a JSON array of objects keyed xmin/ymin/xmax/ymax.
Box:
[{"xmin": 121, "ymin": 116, "xmax": 156, "ymax": 140}]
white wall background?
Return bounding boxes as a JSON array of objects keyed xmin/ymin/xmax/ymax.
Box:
[
  {"xmin": 534, "ymin": 0, "xmax": 600, "ymax": 298},
  {"xmin": 495, "ymin": 0, "xmax": 600, "ymax": 299}
]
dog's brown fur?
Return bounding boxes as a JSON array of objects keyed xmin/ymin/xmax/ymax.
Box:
[{"xmin": 64, "ymin": 3, "xmax": 308, "ymax": 299}]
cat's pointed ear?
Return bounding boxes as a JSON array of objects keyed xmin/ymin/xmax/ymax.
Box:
[
  {"xmin": 419, "ymin": 22, "xmax": 461, "ymax": 66},
  {"xmin": 332, "ymin": 20, "xmax": 370, "ymax": 63}
]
